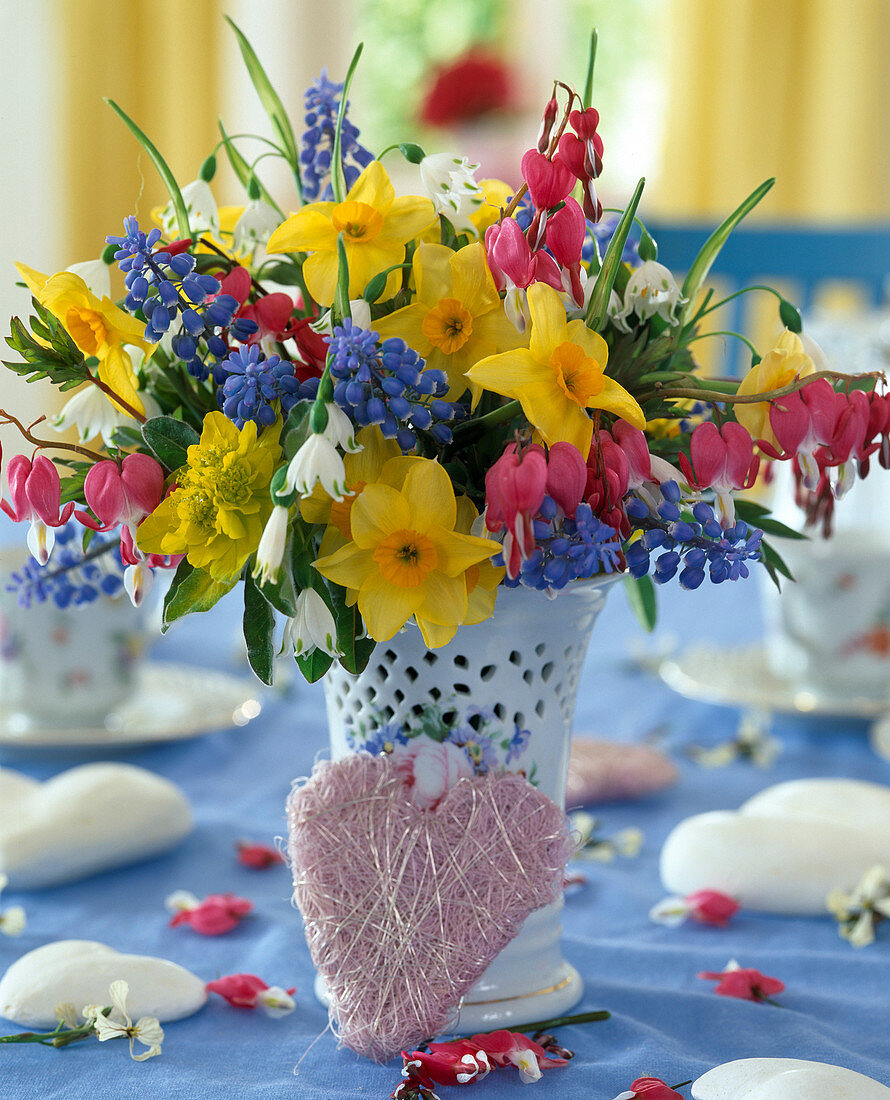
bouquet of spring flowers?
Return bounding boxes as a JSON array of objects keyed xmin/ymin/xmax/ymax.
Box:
[{"xmin": 1, "ymin": 23, "xmax": 884, "ymax": 685}]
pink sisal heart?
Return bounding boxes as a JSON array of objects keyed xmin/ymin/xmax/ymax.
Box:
[{"xmin": 287, "ymin": 752, "xmax": 572, "ymax": 1062}]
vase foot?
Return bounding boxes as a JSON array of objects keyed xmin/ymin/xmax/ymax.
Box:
[{"xmin": 313, "ymin": 963, "xmax": 584, "ymax": 1036}]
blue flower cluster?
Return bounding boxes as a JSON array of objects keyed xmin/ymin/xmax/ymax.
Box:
[
  {"xmin": 107, "ymin": 216, "xmax": 257, "ymax": 382},
  {"xmin": 6, "ymin": 524, "xmax": 125, "ymax": 609},
  {"xmin": 300, "ymin": 70, "xmax": 374, "ymax": 202},
  {"xmin": 217, "ymin": 344, "xmax": 304, "ymax": 430},
  {"xmin": 582, "ymin": 213, "xmax": 641, "ymax": 267},
  {"xmin": 497, "ymin": 497, "xmax": 623, "ymax": 591},
  {"xmin": 625, "ymin": 481, "xmax": 763, "ymax": 589},
  {"xmin": 326, "ymin": 319, "xmax": 465, "ymax": 451}
]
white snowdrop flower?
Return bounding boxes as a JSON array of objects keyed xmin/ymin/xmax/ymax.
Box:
[
  {"xmin": 322, "ymin": 402, "xmax": 362, "ymax": 453},
  {"xmin": 253, "ymin": 505, "xmax": 290, "ymax": 586},
  {"xmin": 283, "ymin": 433, "xmax": 349, "ymax": 501},
  {"xmin": 52, "ymin": 384, "xmax": 131, "ymax": 445},
  {"xmin": 607, "ymin": 288, "xmax": 632, "ymax": 333},
  {"xmin": 233, "ymin": 199, "xmax": 283, "ymax": 256},
  {"xmin": 286, "ymin": 589, "xmax": 340, "ymax": 659},
  {"xmin": 160, "ymin": 179, "xmax": 220, "ymax": 238},
  {"xmin": 313, "ymin": 299, "xmax": 372, "ymax": 336},
  {"xmin": 257, "ymin": 985, "xmax": 297, "ymax": 1018},
  {"xmin": 91, "ymin": 980, "xmax": 164, "ymax": 1062},
  {"xmin": 419, "ymin": 153, "xmax": 485, "ymax": 235},
  {"xmin": 615, "ymin": 260, "xmax": 687, "ymax": 329}
]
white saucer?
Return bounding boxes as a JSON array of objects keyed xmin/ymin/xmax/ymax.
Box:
[
  {"xmin": 658, "ymin": 642, "xmax": 890, "ymax": 720},
  {"xmin": 0, "ymin": 662, "xmax": 263, "ymax": 750}
]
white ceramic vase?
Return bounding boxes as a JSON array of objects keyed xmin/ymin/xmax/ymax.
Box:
[{"xmin": 319, "ymin": 577, "xmax": 615, "ymax": 1032}]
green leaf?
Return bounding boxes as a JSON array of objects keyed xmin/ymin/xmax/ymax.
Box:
[
  {"xmin": 582, "ymin": 28, "xmax": 598, "ymax": 109},
  {"xmin": 623, "ymin": 573, "xmax": 657, "ymax": 631},
  {"xmin": 105, "ymin": 99, "xmax": 190, "ymax": 240},
  {"xmin": 331, "ymin": 43, "xmax": 364, "ymax": 203},
  {"xmin": 110, "ymin": 425, "xmax": 148, "ymax": 451},
  {"xmin": 735, "ymin": 499, "xmax": 808, "ymax": 541},
  {"xmin": 225, "ymin": 17, "xmax": 300, "ymax": 185},
  {"xmin": 243, "ymin": 571, "xmax": 276, "ymax": 685},
  {"xmin": 163, "ymin": 563, "xmax": 237, "ymax": 628},
  {"xmin": 638, "ymin": 222, "xmax": 658, "ymax": 262},
  {"xmin": 333, "ymin": 234, "xmax": 351, "ymax": 325},
  {"xmin": 254, "ymin": 261, "xmax": 304, "ymax": 286},
  {"xmin": 282, "ymin": 401, "xmax": 312, "ymax": 460},
  {"xmin": 680, "ymin": 179, "xmax": 775, "ymax": 323},
  {"xmin": 759, "ymin": 538, "xmax": 794, "ymax": 590},
  {"xmin": 256, "ymin": 532, "xmax": 298, "ymax": 617},
  {"xmin": 328, "ymin": 582, "xmax": 375, "ymax": 675},
  {"xmin": 295, "ymin": 648, "xmax": 334, "ymax": 683},
  {"xmin": 142, "ymin": 416, "xmax": 200, "ymax": 471},
  {"xmin": 399, "ymin": 142, "xmax": 426, "ymax": 164},
  {"xmin": 585, "ymin": 178, "xmax": 645, "ymax": 330}
]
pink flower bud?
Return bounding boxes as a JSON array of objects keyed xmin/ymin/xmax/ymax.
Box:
[
  {"xmin": 206, "ymin": 973, "xmax": 270, "ymax": 1007},
  {"xmin": 536, "ymin": 94, "xmax": 559, "ymax": 153},
  {"xmin": 686, "ymin": 889, "xmax": 740, "ymax": 925},
  {"xmin": 169, "ymin": 892, "xmax": 253, "ymax": 936},
  {"xmin": 236, "ymin": 840, "xmax": 285, "ymax": 869}
]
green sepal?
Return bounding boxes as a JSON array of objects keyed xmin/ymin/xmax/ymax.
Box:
[
  {"xmin": 779, "ymin": 297, "xmax": 802, "ymax": 333},
  {"xmin": 362, "ymin": 270, "xmax": 389, "ymax": 303},
  {"xmin": 680, "ymin": 179, "xmax": 775, "ymax": 324},
  {"xmin": 142, "ymin": 416, "xmax": 200, "ymax": 472},
  {"xmin": 105, "ymin": 99, "xmax": 190, "ymax": 241},
  {"xmin": 247, "ymin": 174, "xmax": 262, "ymax": 201},
  {"xmin": 270, "ymin": 466, "xmax": 297, "ymax": 507},
  {"xmin": 199, "ymin": 154, "xmax": 217, "ymax": 182},
  {"xmin": 309, "ymin": 401, "xmax": 330, "ymax": 434},
  {"xmin": 399, "ymin": 142, "xmax": 426, "ymax": 164},
  {"xmin": 101, "ymin": 243, "xmax": 117, "ymax": 265},
  {"xmin": 225, "ymin": 17, "xmax": 301, "ymax": 184},
  {"xmin": 332, "ymin": 234, "xmax": 352, "ymax": 325},
  {"xmin": 163, "ymin": 562, "xmax": 237, "ymax": 629},
  {"xmin": 623, "ymin": 572, "xmax": 657, "ymax": 632},
  {"xmin": 638, "ymin": 222, "xmax": 658, "ymax": 262},
  {"xmin": 243, "ymin": 571, "xmax": 276, "ymax": 685},
  {"xmin": 585, "ymin": 178, "xmax": 645, "ymax": 330}
]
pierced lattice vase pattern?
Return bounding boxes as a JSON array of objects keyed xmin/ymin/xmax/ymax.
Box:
[{"xmin": 320, "ymin": 578, "xmax": 615, "ymax": 1031}]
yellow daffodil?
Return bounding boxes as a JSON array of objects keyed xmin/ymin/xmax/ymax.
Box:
[
  {"xmin": 15, "ymin": 263, "xmax": 153, "ymax": 416},
  {"xmin": 266, "ymin": 161, "xmax": 437, "ymax": 306},
  {"xmin": 374, "ymin": 241, "xmax": 526, "ymax": 404},
  {"xmin": 313, "ymin": 457, "xmax": 498, "ymax": 646},
  {"xmin": 734, "ymin": 329, "xmax": 815, "ymax": 448},
  {"xmin": 137, "ymin": 411, "xmax": 280, "ymax": 581},
  {"xmin": 466, "ymin": 282, "xmax": 646, "ymax": 454}
]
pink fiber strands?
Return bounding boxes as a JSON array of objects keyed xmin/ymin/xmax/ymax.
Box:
[{"xmin": 287, "ymin": 753, "xmax": 573, "ymax": 1063}]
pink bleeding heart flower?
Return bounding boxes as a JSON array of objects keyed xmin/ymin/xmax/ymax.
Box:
[
  {"xmin": 815, "ymin": 388, "xmax": 870, "ymax": 499},
  {"xmin": 613, "ymin": 1077, "xmax": 687, "ymax": 1099},
  {"xmin": 485, "ymin": 219, "xmax": 562, "ymax": 331},
  {"xmin": 698, "ymin": 960, "xmax": 785, "ymax": 1002},
  {"xmin": 166, "ymin": 891, "xmax": 253, "ymax": 936},
  {"xmin": 521, "ymin": 149, "xmax": 576, "ymax": 210},
  {"xmin": 858, "ymin": 390, "xmax": 890, "ymax": 475},
  {"xmin": 585, "ymin": 431, "xmax": 631, "ymax": 535},
  {"xmin": 763, "ymin": 378, "xmax": 840, "ymax": 487},
  {"xmin": 558, "ymin": 110, "xmax": 605, "ymax": 222},
  {"xmin": 678, "ymin": 421, "xmax": 759, "ymax": 526},
  {"xmin": 236, "ymin": 840, "xmax": 285, "ymax": 869},
  {"xmin": 463, "ymin": 1028, "xmax": 569, "ymax": 1082},
  {"xmin": 546, "ymin": 441, "xmax": 588, "ymax": 519},
  {"xmin": 545, "ymin": 197, "xmax": 587, "ymax": 305},
  {"xmin": 205, "ymin": 973, "xmax": 296, "ymax": 1017},
  {"xmin": 1, "ymin": 453, "xmax": 75, "ymax": 564},
  {"xmin": 219, "ymin": 266, "xmax": 301, "ymax": 350},
  {"xmin": 485, "ymin": 443, "xmax": 548, "ymax": 578},
  {"xmin": 79, "ymin": 453, "xmax": 165, "ymax": 534},
  {"xmin": 404, "ymin": 1043, "xmax": 491, "ymax": 1086}
]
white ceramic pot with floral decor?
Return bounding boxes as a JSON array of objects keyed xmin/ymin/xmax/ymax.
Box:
[{"xmin": 320, "ymin": 577, "xmax": 616, "ymax": 1031}]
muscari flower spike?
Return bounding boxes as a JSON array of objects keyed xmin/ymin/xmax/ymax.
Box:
[
  {"xmin": 218, "ymin": 344, "xmax": 305, "ymax": 430},
  {"xmin": 326, "ymin": 319, "xmax": 465, "ymax": 451},
  {"xmin": 300, "ymin": 69, "xmax": 374, "ymax": 202},
  {"xmin": 625, "ymin": 481, "xmax": 763, "ymax": 589},
  {"xmin": 107, "ymin": 216, "xmax": 257, "ymax": 382}
]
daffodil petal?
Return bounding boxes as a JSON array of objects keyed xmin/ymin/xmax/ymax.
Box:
[
  {"xmin": 415, "ymin": 615, "xmax": 459, "ymax": 648},
  {"xmin": 379, "ymin": 195, "xmax": 437, "ymax": 247},
  {"xmin": 347, "ymin": 161, "xmax": 394, "ymax": 212},
  {"xmin": 412, "ymin": 242, "xmax": 454, "ymax": 305},
  {"xmin": 429, "ymin": 528, "xmax": 499, "ymax": 577},
  {"xmin": 314, "ymin": 542, "xmax": 378, "ymax": 591},
  {"xmin": 97, "ymin": 344, "xmax": 144, "ymax": 417},
  {"xmin": 466, "ymin": 348, "xmax": 542, "ymax": 399},
  {"xmin": 450, "ymin": 241, "xmax": 499, "ymax": 316},
  {"xmin": 594, "ymin": 377, "xmax": 647, "ymax": 429},
  {"xmin": 266, "ymin": 206, "xmax": 337, "ymax": 254},
  {"xmin": 400, "ymin": 460, "xmax": 456, "ymax": 533},
  {"xmin": 373, "ymin": 302, "xmax": 433, "ymax": 354},
  {"xmin": 358, "ymin": 573, "xmax": 425, "ymax": 641},
  {"xmin": 416, "ymin": 570, "xmax": 468, "ymax": 625},
  {"xmin": 303, "ymin": 251, "xmax": 342, "ymax": 307},
  {"xmin": 566, "ymin": 319, "xmax": 609, "ymax": 364},
  {"xmin": 344, "ymin": 241, "xmax": 405, "ymax": 299},
  {"xmin": 527, "ymin": 282, "xmax": 569, "ymax": 362},
  {"xmin": 350, "ymin": 483, "xmax": 411, "ymax": 547}
]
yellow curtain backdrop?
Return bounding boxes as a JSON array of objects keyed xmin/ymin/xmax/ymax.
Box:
[
  {"xmin": 656, "ymin": 0, "xmax": 890, "ymax": 221},
  {"xmin": 59, "ymin": 0, "xmax": 225, "ymax": 263}
]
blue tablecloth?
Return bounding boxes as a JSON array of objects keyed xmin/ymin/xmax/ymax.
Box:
[{"xmin": 1, "ymin": 573, "xmax": 889, "ymax": 1098}]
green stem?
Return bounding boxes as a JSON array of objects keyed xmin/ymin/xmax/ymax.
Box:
[
  {"xmin": 687, "ymin": 329, "xmax": 760, "ymax": 356},
  {"xmin": 696, "ymin": 283, "xmax": 786, "ymax": 319},
  {"xmin": 0, "ymin": 1020, "xmax": 98, "ymax": 1047},
  {"xmin": 514, "ymin": 1008, "xmax": 611, "ymax": 1033},
  {"xmin": 451, "ymin": 399, "xmax": 522, "ymax": 444},
  {"xmin": 331, "ymin": 44, "xmax": 364, "ymax": 203},
  {"xmin": 638, "ymin": 368, "xmax": 874, "ymax": 407}
]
